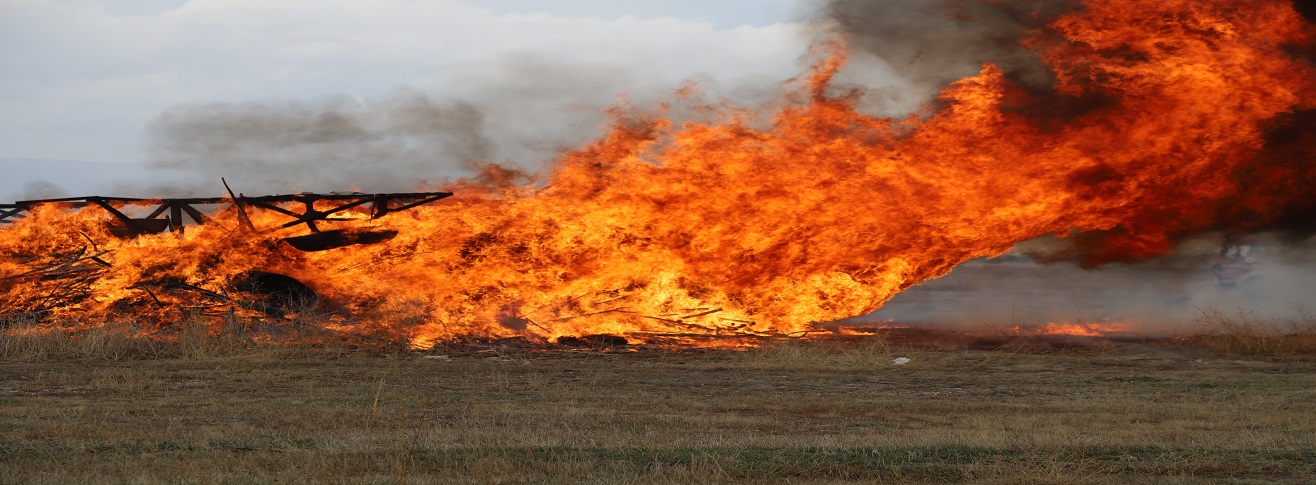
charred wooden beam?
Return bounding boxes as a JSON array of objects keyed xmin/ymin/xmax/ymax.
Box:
[
  {"xmin": 179, "ymin": 202, "xmax": 210, "ymax": 227},
  {"xmin": 1, "ymin": 191, "xmax": 452, "ymax": 233},
  {"xmin": 0, "ymin": 204, "xmax": 22, "ymax": 224},
  {"xmin": 281, "ymin": 228, "xmax": 399, "ymax": 251}
]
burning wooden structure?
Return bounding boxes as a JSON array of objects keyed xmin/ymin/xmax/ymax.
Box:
[
  {"xmin": 0, "ymin": 191, "xmax": 451, "ymax": 250},
  {"xmin": 1, "ymin": 189, "xmax": 451, "ymax": 324}
]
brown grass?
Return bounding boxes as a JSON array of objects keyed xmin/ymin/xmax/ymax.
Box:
[
  {"xmin": 1178, "ymin": 307, "xmax": 1316, "ymax": 356},
  {"xmin": 0, "ymin": 313, "xmax": 372, "ymax": 362},
  {"xmin": 2, "ymin": 325, "xmax": 1315, "ymax": 483}
]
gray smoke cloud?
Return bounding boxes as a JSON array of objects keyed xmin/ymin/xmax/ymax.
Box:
[
  {"xmin": 143, "ymin": 55, "xmax": 786, "ymax": 196},
  {"xmin": 147, "ymin": 90, "xmax": 492, "ymax": 194},
  {"xmin": 868, "ymin": 233, "xmax": 1316, "ymax": 333},
  {"xmin": 809, "ymin": 0, "xmax": 1076, "ymax": 115},
  {"xmin": 143, "ymin": 58, "xmax": 624, "ymax": 195},
  {"xmin": 17, "ymin": 180, "xmax": 69, "ymax": 200}
]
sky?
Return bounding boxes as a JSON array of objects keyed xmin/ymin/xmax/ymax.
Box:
[{"xmin": 0, "ymin": 0, "xmax": 811, "ymax": 199}]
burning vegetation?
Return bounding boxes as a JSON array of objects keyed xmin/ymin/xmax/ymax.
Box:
[{"xmin": 3, "ymin": 0, "xmax": 1315, "ymax": 349}]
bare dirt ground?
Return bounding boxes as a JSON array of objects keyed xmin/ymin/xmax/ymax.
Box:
[{"xmin": 3, "ymin": 342, "xmax": 1314, "ymax": 484}]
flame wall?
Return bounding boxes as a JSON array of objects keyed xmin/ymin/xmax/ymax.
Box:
[{"xmin": 3, "ymin": 0, "xmax": 1314, "ymax": 347}]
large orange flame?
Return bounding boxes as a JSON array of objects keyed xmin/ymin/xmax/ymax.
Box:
[{"xmin": 3, "ymin": 0, "xmax": 1314, "ymax": 348}]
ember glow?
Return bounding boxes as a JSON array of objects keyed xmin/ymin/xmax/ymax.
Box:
[
  {"xmin": 1025, "ymin": 321, "xmax": 1137, "ymax": 338},
  {"xmin": 3, "ymin": 0, "xmax": 1314, "ymax": 348}
]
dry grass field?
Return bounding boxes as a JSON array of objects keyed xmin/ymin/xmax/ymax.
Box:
[{"xmin": 2, "ymin": 322, "xmax": 1316, "ymax": 484}]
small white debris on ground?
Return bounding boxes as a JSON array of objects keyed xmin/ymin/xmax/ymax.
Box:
[{"xmin": 893, "ymin": 357, "xmax": 911, "ymax": 365}]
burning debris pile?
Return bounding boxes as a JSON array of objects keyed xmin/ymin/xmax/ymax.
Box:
[
  {"xmin": 3, "ymin": 0, "xmax": 1315, "ymax": 349},
  {"xmin": 1, "ymin": 191, "xmax": 451, "ymax": 341}
]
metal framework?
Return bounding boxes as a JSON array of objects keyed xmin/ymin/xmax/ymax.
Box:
[{"xmin": 0, "ymin": 192, "xmax": 452, "ymax": 237}]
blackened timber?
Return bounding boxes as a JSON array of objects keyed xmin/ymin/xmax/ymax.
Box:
[
  {"xmin": 144, "ymin": 203, "xmax": 170, "ymax": 220},
  {"xmin": 244, "ymin": 200, "xmax": 304, "ymax": 219},
  {"xmin": 169, "ymin": 203, "xmax": 183, "ymax": 234},
  {"xmin": 1, "ymin": 191, "xmax": 453, "ymax": 241},
  {"xmin": 90, "ymin": 198, "xmax": 149, "ymax": 234},
  {"xmin": 8, "ymin": 192, "xmax": 452, "ymax": 208},
  {"xmin": 222, "ymin": 178, "xmax": 255, "ymax": 231},
  {"xmin": 0, "ymin": 204, "xmax": 22, "ymax": 224},
  {"xmin": 373, "ymin": 193, "xmax": 451, "ymax": 217},
  {"xmin": 178, "ymin": 203, "xmax": 209, "ymax": 226}
]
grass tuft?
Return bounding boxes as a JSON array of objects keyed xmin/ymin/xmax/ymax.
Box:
[
  {"xmin": 0, "ymin": 314, "xmax": 365, "ymax": 361},
  {"xmin": 0, "ymin": 318, "xmax": 166, "ymax": 361},
  {"xmin": 1178, "ymin": 306, "xmax": 1316, "ymax": 356}
]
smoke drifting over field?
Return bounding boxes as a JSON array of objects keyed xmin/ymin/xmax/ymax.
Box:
[{"xmin": 872, "ymin": 234, "xmax": 1316, "ymax": 333}]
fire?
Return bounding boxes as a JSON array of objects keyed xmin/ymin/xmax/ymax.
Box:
[
  {"xmin": 3, "ymin": 0, "xmax": 1314, "ymax": 348},
  {"xmin": 1026, "ymin": 321, "xmax": 1137, "ymax": 338}
]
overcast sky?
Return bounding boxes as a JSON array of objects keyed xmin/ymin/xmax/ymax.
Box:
[{"xmin": 0, "ymin": 0, "xmax": 811, "ymax": 198}]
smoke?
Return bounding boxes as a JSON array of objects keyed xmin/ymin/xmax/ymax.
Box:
[
  {"xmin": 17, "ymin": 180, "xmax": 68, "ymax": 200},
  {"xmin": 809, "ymin": 0, "xmax": 1079, "ymax": 115},
  {"xmin": 869, "ymin": 233, "xmax": 1316, "ymax": 333},
  {"xmin": 147, "ymin": 90, "xmax": 495, "ymax": 195},
  {"xmin": 144, "ymin": 55, "xmax": 787, "ymax": 196},
  {"xmin": 1240, "ymin": 109, "xmax": 1316, "ymax": 239},
  {"xmin": 821, "ymin": 0, "xmax": 1067, "ymax": 82}
]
